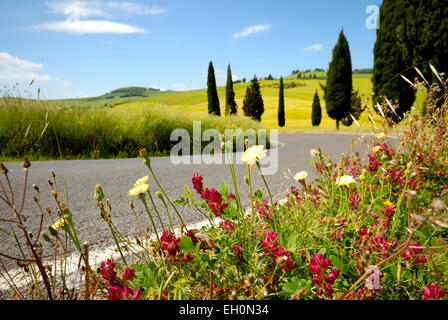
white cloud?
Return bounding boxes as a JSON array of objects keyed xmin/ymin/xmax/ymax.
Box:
[
  {"xmin": 37, "ymin": 1, "xmax": 156, "ymax": 34},
  {"xmin": 304, "ymin": 44, "xmax": 324, "ymax": 52},
  {"xmin": 108, "ymin": 2, "xmax": 165, "ymax": 15},
  {"xmin": 0, "ymin": 52, "xmax": 52, "ymax": 82},
  {"xmin": 233, "ymin": 24, "xmax": 272, "ymax": 39},
  {"xmin": 37, "ymin": 19, "xmax": 148, "ymax": 34},
  {"xmin": 171, "ymin": 83, "xmax": 199, "ymax": 91}
]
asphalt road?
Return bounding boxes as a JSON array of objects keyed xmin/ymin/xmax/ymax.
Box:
[{"xmin": 0, "ymin": 133, "xmax": 376, "ymax": 272}]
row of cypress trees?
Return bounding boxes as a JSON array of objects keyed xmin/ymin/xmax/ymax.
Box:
[
  {"xmin": 208, "ymin": 28, "xmax": 360, "ymax": 129},
  {"xmin": 207, "ymin": 61, "xmax": 264, "ymax": 121}
]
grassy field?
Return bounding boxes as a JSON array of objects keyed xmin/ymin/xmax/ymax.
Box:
[
  {"xmin": 49, "ymin": 71, "xmax": 427, "ymax": 135},
  {"xmin": 104, "ymin": 75, "xmax": 383, "ymax": 133}
]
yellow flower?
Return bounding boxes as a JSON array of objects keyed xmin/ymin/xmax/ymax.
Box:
[
  {"xmin": 50, "ymin": 217, "xmax": 67, "ymax": 232},
  {"xmin": 337, "ymin": 175, "xmax": 355, "ymax": 186},
  {"xmin": 294, "ymin": 171, "xmax": 308, "ymax": 181},
  {"xmin": 241, "ymin": 145, "xmax": 267, "ymax": 164},
  {"xmin": 377, "ymin": 133, "xmax": 385, "ymax": 139},
  {"xmin": 128, "ymin": 183, "xmax": 149, "ymax": 196},
  {"xmin": 128, "ymin": 176, "xmax": 150, "ymax": 196},
  {"xmin": 372, "ymin": 146, "xmax": 381, "ymax": 153},
  {"xmin": 134, "ymin": 176, "xmax": 149, "ymax": 187},
  {"xmin": 383, "ymin": 200, "xmax": 394, "ymax": 207},
  {"xmin": 310, "ymin": 149, "xmax": 318, "ymax": 157}
]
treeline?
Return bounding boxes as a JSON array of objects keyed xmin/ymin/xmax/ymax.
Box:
[{"xmin": 110, "ymin": 87, "xmax": 161, "ymax": 94}]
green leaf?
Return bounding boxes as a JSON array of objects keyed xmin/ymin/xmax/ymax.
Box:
[
  {"xmin": 254, "ymin": 189, "xmax": 264, "ymax": 201},
  {"xmin": 179, "ymin": 236, "xmax": 194, "ymax": 253},
  {"xmin": 318, "ymin": 248, "xmax": 327, "ymax": 256},
  {"xmin": 219, "ymin": 181, "xmax": 229, "ymax": 199},
  {"xmin": 330, "ymin": 255, "xmax": 342, "ymax": 271}
]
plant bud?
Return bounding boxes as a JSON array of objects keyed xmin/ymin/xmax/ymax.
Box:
[
  {"xmin": 22, "ymin": 157, "xmax": 31, "ymax": 170},
  {"xmin": 139, "ymin": 148, "xmax": 148, "ymax": 157},
  {"xmin": 32, "ymin": 184, "xmax": 39, "ymax": 192},
  {"xmin": 0, "ymin": 163, "xmax": 8, "ymax": 174},
  {"xmin": 129, "ymin": 199, "xmax": 135, "ymax": 210},
  {"xmin": 156, "ymin": 191, "xmax": 163, "ymax": 200},
  {"xmin": 94, "ymin": 184, "xmax": 105, "ymax": 202},
  {"xmin": 244, "ymin": 176, "xmax": 249, "ymax": 185}
]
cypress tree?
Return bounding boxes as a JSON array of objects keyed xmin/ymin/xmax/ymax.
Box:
[
  {"xmin": 243, "ymin": 76, "xmax": 264, "ymax": 121},
  {"xmin": 341, "ymin": 89, "xmax": 365, "ymax": 127},
  {"xmin": 311, "ymin": 91, "xmax": 321, "ymax": 127},
  {"xmin": 372, "ymin": 0, "xmax": 415, "ymax": 123},
  {"xmin": 324, "ymin": 30, "xmax": 352, "ymax": 129},
  {"xmin": 278, "ymin": 77, "xmax": 285, "ymax": 127},
  {"xmin": 225, "ymin": 64, "xmax": 237, "ymax": 115},
  {"xmin": 207, "ymin": 61, "xmax": 221, "ymax": 116}
]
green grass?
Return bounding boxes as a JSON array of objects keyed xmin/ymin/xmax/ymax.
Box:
[
  {"xmin": 110, "ymin": 76, "xmax": 382, "ymax": 133},
  {"xmin": 0, "ymin": 98, "xmax": 268, "ymax": 161}
]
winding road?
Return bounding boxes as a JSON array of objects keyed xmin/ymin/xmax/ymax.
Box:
[{"xmin": 0, "ymin": 133, "xmax": 376, "ymax": 287}]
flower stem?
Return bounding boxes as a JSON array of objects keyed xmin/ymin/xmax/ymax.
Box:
[{"xmin": 140, "ymin": 195, "xmax": 162, "ymax": 248}]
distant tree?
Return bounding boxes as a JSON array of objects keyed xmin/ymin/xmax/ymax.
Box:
[
  {"xmin": 267, "ymin": 74, "xmax": 274, "ymax": 81},
  {"xmin": 207, "ymin": 61, "xmax": 221, "ymax": 116},
  {"xmin": 278, "ymin": 77, "xmax": 285, "ymax": 127},
  {"xmin": 341, "ymin": 89, "xmax": 366, "ymax": 127},
  {"xmin": 225, "ymin": 64, "xmax": 237, "ymax": 115},
  {"xmin": 320, "ymin": 84, "xmax": 365, "ymax": 127},
  {"xmin": 243, "ymin": 76, "xmax": 264, "ymax": 121},
  {"xmin": 297, "ymin": 74, "xmax": 302, "ymax": 79},
  {"xmin": 242, "ymin": 78, "xmax": 246, "ymax": 83},
  {"xmin": 324, "ymin": 30, "xmax": 353, "ymax": 129},
  {"xmin": 311, "ymin": 91, "xmax": 322, "ymax": 127}
]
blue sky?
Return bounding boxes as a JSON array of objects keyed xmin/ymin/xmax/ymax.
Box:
[{"xmin": 0, "ymin": 0, "xmax": 382, "ymax": 99}]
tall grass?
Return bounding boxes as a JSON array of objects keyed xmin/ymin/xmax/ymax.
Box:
[{"xmin": 0, "ymin": 97, "xmax": 268, "ymax": 161}]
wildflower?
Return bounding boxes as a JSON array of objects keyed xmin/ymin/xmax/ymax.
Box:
[
  {"xmin": 376, "ymin": 133, "xmax": 385, "ymax": 139},
  {"xmin": 220, "ymin": 221, "xmax": 235, "ymax": 235},
  {"xmin": 402, "ymin": 241, "xmax": 426, "ymax": 265},
  {"xmin": 332, "ymin": 229, "xmax": 343, "ymax": 242},
  {"xmin": 367, "ymin": 154, "xmax": 382, "ymax": 172},
  {"xmin": 261, "ymin": 232, "xmax": 279, "ymax": 258},
  {"xmin": 422, "ymin": 284, "xmax": 447, "ymax": 300},
  {"xmin": 310, "ymin": 149, "xmax": 318, "ymax": 157},
  {"xmin": 233, "ymin": 243, "xmax": 244, "ymax": 265},
  {"xmin": 372, "ymin": 145, "xmax": 381, "ymax": 153},
  {"xmin": 183, "ymin": 252, "xmax": 194, "ymax": 263},
  {"xmin": 202, "ymin": 188, "xmax": 229, "ymax": 218},
  {"xmin": 309, "ymin": 253, "xmax": 339, "ymax": 297},
  {"xmin": 348, "ymin": 189, "xmax": 361, "ymax": 211},
  {"xmin": 49, "ymin": 217, "xmax": 67, "ymax": 233},
  {"xmin": 108, "ymin": 286, "xmax": 141, "ymax": 300},
  {"xmin": 383, "ymin": 200, "xmax": 393, "ymax": 207},
  {"xmin": 134, "ymin": 176, "xmax": 149, "ymax": 186},
  {"xmin": 241, "ymin": 145, "xmax": 267, "ymax": 164},
  {"xmin": 337, "ymin": 175, "xmax": 355, "ymax": 186},
  {"xmin": 123, "ymin": 268, "xmax": 135, "ymax": 281},
  {"xmin": 100, "ymin": 259, "xmax": 121, "ymax": 287},
  {"xmin": 294, "ymin": 171, "xmax": 308, "ymax": 181},
  {"xmin": 192, "ymin": 173, "xmax": 204, "ymax": 195},
  {"xmin": 128, "ymin": 177, "xmax": 150, "ymax": 196},
  {"xmin": 160, "ymin": 230, "xmax": 180, "ymax": 257},
  {"xmin": 274, "ymin": 248, "xmax": 295, "ymax": 272}
]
